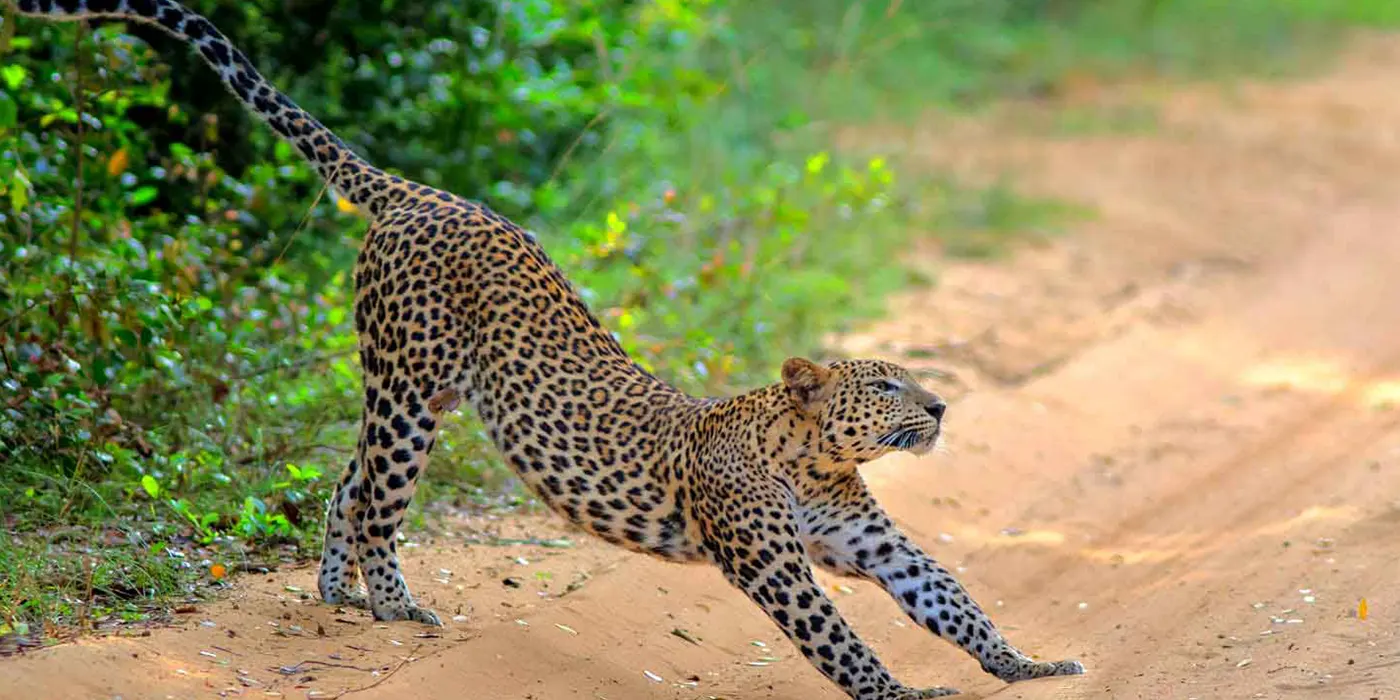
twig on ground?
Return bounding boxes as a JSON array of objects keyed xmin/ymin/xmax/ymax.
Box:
[
  {"xmin": 332, "ymin": 644, "xmax": 427, "ymax": 698},
  {"xmin": 273, "ymin": 659, "xmax": 382, "ymax": 675}
]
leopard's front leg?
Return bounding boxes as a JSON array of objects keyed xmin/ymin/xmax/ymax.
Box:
[
  {"xmin": 798, "ymin": 472, "xmax": 1084, "ymax": 683},
  {"xmin": 697, "ymin": 477, "xmax": 958, "ymax": 699}
]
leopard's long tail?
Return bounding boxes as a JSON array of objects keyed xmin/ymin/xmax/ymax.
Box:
[{"xmin": 13, "ymin": 0, "xmax": 401, "ymax": 217}]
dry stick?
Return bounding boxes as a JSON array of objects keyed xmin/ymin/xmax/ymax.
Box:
[
  {"xmin": 276, "ymin": 659, "xmax": 382, "ymax": 675},
  {"xmin": 70, "ymin": 21, "xmax": 86, "ymax": 261},
  {"xmin": 541, "ymin": 33, "xmax": 771, "ymax": 232},
  {"xmin": 591, "ymin": 27, "xmax": 614, "ymax": 86},
  {"xmin": 332, "ymin": 644, "xmax": 427, "ymax": 699},
  {"xmin": 238, "ymin": 349, "xmax": 356, "ymax": 380},
  {"xmin": 272, "ymin": 158, "xmax": 350, "ymax": 268},
  {"xmin": 539, "ymin": 17, "xmax": 665, "ymax": 202},
  {"xmin": 831, "ymin": 0, "xmax": 868, "ymax": 74},
  {"xmin": 57, "ymin": 449, "xmax": 90, "ymax": 520},
  {"xmin": 543, "ymin": 110, "xmax": 611, "ymax": 189},
  {"xmin": 0, "ymin": 297, "xmax": 44, "ymax": 332},
  {"xmin": 54, "ymin": 21, "xmax": 90, "ymax": 329},
  {"xmin": 0, "ymin": 1, "xmax": 15, "ymax": 53},
  {"xmin": 79, "ymin": 556, "xmax": 96, "ymax": 632},
  {"xmin": 218, "ymin": 156, "xmax": 349, "ymax": 292},
  {"xmin": 232, "ymin": 561, "xmax": 281, "ymax": 573}
]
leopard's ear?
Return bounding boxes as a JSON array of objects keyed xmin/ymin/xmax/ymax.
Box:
[{"xmin": 782, "ymin": 357, "xmax": 832, "ymax": 414}]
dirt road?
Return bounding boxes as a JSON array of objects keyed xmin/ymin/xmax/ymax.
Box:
[{"xmin": 8, "ymin": 36, "xmax": 1400, "ymax": 700}]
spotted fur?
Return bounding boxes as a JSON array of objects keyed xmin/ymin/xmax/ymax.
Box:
[{"xmin": 14, "ymin": 1, "xmax": 1084, "ymax": 696}]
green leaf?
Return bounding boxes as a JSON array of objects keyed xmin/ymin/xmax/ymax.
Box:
[
  {"xmin": 38, "ymin": 108, "xmax": 77, "ymax": 128},
  {"xmin": 0, "ymin": 93, "xmax": 16, "ymax": 129},
  {"xmin": 140, "ymin": 475, "xmax": 160, "ymax": 498},
  {"xmin": 9, "ymin": 168, "xmax": 30, "ymax": 213},
  {"xmin": 1, "ymin": 65, "xmax": 27, "ymax": 91},
  {"xmin": 127, "ymin": 185, "xmax": 159, "ymax": 206}
]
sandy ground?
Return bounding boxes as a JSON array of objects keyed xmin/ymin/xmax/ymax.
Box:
[{"xmin": 8, "ymin": 36, "xmax": 1400, "ymax": 700}]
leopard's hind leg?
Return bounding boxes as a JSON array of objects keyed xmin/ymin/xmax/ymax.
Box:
[
  {"xmin": 350, "ymin": 373, "xmax": 446, "ymax": 626},
  {"xmin": 316, "ymin": 420, "xmax": 371, "ymax": 610}
]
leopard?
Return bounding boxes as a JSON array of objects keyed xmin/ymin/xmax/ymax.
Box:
[{"xmin": 15, "ymin": 1, "xmax": 1086, "ymax": 697}]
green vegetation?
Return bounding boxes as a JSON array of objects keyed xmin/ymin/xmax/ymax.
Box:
[{"xmin": 1, "ymin": 0, "xmax": 1395, "ymax": 637}]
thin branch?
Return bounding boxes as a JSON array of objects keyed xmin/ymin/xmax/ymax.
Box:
[
  {"xmin": 166, "ymin": 348, "xmax": 356, "ymax": 397},
  {"xmin": 331, "ymin": 644, "xmax": 426, "ymax": 698},
  {"xmin": 0, "ymin": 297, "xmax": 44, "ymax": 332},
  {"xmin": 70, "ymin": 21, "xmax": 87, "ymax": 262},
  {"xmin": 544, "ymin": 110, "xmax": 611, "ymax": 189},
  {"xmin": 273, "ymin": 158, "xmax": 349, "ymax": 268},
  {"xmin": 231, "ymin": 349, "xmax": 356, "ymax": 383},
  {"xmin": 274, "ymin": 659, "xmax": 382, "ymax": 675}
]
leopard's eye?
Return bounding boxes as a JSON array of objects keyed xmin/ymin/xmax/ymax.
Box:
[{"xmin": 869, "ymin": 379, "xmax": 900, "ymax": 395}]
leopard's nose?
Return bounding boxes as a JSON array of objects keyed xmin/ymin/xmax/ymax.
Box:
[{"xmin": 925, "ymin": 401, "xmax": 946, "ymax": 421}]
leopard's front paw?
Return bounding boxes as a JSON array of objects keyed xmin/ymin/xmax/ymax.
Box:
[
  {"xmin": 371, "ymin": 602, "xmax": 443, "ymax": 626},
  {"xmin": 320, "ymin": 586, "xmax": 369, "ymax": 610},
  {"xmin": 406, "ymin": 605, "xmax": 443, "ymax": 626},
  {"xmin": 1046, "ymin": 659, "xmax": 1085, "ymax": 676},
  {"xmin": 1000, "ymin": 658, "xmax": 1085, "ymax": 682},
  {"xmin": 893, "ymin": 686, "xmax": 960, "ymax": 699}
]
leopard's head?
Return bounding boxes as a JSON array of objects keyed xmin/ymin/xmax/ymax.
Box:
[{"xmin": 782, "ymin": 357, "xmax": 946, "ymax": 462}]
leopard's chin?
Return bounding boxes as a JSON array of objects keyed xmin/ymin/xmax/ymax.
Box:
[{"xmin": 908, "ymin": 431, "xmax": 940, "ymax": 457}]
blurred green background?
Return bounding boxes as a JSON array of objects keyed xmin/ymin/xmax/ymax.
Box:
[{"xmin": 1, "ymin": 0, "xmax": 1396, "ymax": 633}]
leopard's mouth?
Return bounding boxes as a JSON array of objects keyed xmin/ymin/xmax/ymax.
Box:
[{"xmin": 876, "ymin": 425, "xmax": 940, "ymax": 455}]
